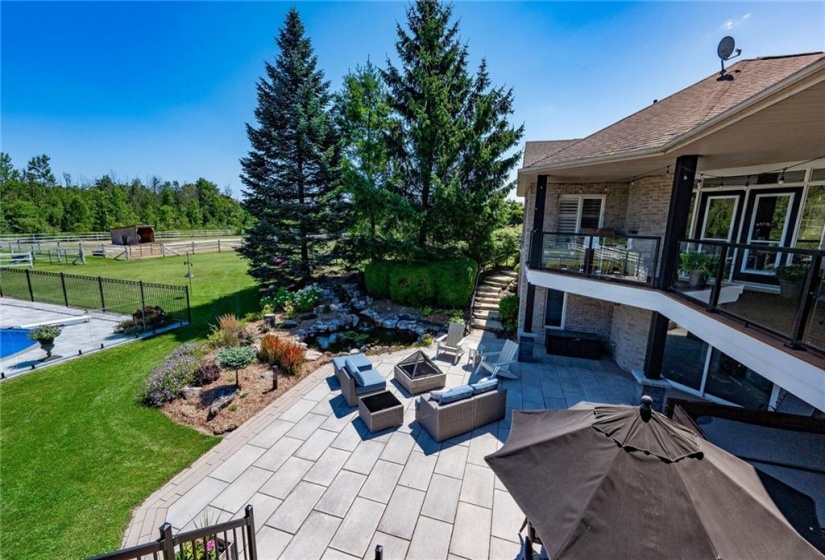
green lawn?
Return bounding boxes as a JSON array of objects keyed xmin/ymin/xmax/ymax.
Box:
[{"xmin": 0, "ymin": 252, "xmax": 260, "ymax": 559}]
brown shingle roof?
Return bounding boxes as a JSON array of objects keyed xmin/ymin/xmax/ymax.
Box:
[
  {"xmin": 523, "ymin": 140, "xmax": 581, "ymax": 167},
  {"xmin": 524, "ymin": 53, "xmax": 825, "ymax": 169}
]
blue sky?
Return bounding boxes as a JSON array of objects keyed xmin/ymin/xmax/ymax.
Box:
[{"xmin": 2, "ymin": 2, "xmax": 823, "ymax": 198}]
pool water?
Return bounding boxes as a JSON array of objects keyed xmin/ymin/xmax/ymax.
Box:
[
  {"xmin": 307, "ymin": 328, "xmax": 419, "ymax": 354},
  {"xmin": 0, "ymin": 328, "xmax": 37, "ymax": 358}
]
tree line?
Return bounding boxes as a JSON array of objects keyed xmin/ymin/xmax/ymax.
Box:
[
  {"xmin": 0, "ymin": 153, "xmax": 249, "ymax": 234},
  {"xmin": 240, "ymin": 0, "xmax": 524, "ymax": 285}
]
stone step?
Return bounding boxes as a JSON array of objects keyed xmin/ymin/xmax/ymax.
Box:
[
  {"xmin": 496, "ymin": 270, "xmax": 519, "ymax": 278},
  {"xmin": 474, "ymin": 301, "xmax": 500, "ymax": 311},
  {"xmin": 473, "ymin": 309, "xmax": 500, "ymax": 320},
  {"xmin": 477, "ymin": 286, "xmax": 501, "ymax": 295},
  {"xmin": 484, "ymin": 276, "xmax": 516, "ymax": 286},
  {"xmin": 471, "ymin": 318, "xmax": 504, "ymax": 332},
  {"xmin": 475, "ymin": 296, "xmax": 501, "ymax": 305}
]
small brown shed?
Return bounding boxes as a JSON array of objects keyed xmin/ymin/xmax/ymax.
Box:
[{"xmin": 110, "ymin": 225, "xmax": 155, "ymax": 246}]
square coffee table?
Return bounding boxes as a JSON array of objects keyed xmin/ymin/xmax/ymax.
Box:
[
  {"xmin": 394, "ymin": 350, "xmax": 446, "ymax": 395},
  {"xmin": 358, "ymin": 391, "xmax": 403, "ymax": 433}
]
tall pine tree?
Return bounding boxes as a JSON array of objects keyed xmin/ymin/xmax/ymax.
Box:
[
  {"xmin": 382, "ymin": 0, "xmax": 523, "ymax": 261},
  {"xmin": 240, "ymin": 8, "xmax": 342, "ymax": 284}
]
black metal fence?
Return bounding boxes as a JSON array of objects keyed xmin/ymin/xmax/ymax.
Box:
[
  {"xmin": 0, "ymin": 268, "xmax": 190, "ymax": 330},
  {"xmin": 88, "ymin": 505, "xmax": 257, "ymax": 560}
]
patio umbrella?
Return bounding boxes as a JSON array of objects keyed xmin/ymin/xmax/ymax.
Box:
[{"xmin": 485, "ymin": 397, "xmax": 825, "ymax": 560}]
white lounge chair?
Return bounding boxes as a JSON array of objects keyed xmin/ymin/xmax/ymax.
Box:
[
  {"xmin": 434, "ymin": 322, "xmax": 467, "ymax": 364},
  {"xmin": 474, "ymin": 339, "xmax": 519, "ymax": 379}
]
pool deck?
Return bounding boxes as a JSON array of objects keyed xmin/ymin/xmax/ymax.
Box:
[
  {"xmin": 124, "ymin": 330, "xmax": 643, "ymax": 559},
  {"xmin": 1, "ymin": 298, "xmax": 132, "ymax": 378}
]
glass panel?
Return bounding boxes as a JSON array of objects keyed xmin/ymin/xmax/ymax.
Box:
[
  {"xmin": 673, "ymin": 241, "xmax": 724, "ymax": 301},
  {"xmin": 541, "ymin": 233, "xmax": 586, "ymax": 272},
  {"xmin": 661, "ymin": 324, "xmax": 708, "ymax": 391},
  {"xmin": 803, "ymin": 272, "xmax": 825, "ymax": 352},
  {"xmin": 798, "ymin": 185, "xmax": 825, "ymax": 249},
  {"xmin": 702, "ymin": 196, "xmax": 737, "ymax": 241},
  {"xmin": 751, "ymin": 195, "xmax": 790, "ymax": 242},
  {"xmin": 580, "ymin": 198, "xmax": 602, "ymax": 230},
  {"xmin": 591, "ymin": 236, "xmax": 658, "ymax": 284},
  {"xmin": 704, "ymin": 349, "xmax": 772, "ymax": 409},
  {"xmin": 545, "ymin": 288, "xmax": 564, "ymax": 327},
  {"xmin": 811, "ymin": 168, "xmax": 825, "ymax": 182}
]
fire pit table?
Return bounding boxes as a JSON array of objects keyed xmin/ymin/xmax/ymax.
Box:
[
  {"xmin": 393, "ymin": 350, "xmax": 446, "ymax": 395},
  {"xmin": 358, "ymin": 391, "xmax": 403, "ymax": 433}
]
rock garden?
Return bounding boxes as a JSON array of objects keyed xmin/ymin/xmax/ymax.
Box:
[{"xmin": 140, "ymin": 276, "xmax": 460, "ymax": 435}]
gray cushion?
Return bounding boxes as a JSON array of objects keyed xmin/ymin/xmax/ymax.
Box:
[
  {"xmin": 438, "ymin": 384, "xmax": 474, "ymax": 405},
  {"xmin": 344, "ymin": 358, "xmax": 361, "ymax": 382},
  {"xmin": 353, "ymin": 368, "xmax": 386, "ymax": 394},
  {"xmin": 471, "ymin": 378, "xmax": 499, "ymax": 395},
  {"xmin": 429, "ymin": 389, "xmax": 449, "ymax": 402}
]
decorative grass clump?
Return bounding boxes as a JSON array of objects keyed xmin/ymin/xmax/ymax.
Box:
[{"xmin": 258, "ymin": 333, "xmax": 305, "ymax": 376}]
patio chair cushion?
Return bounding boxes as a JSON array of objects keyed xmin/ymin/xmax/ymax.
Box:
[
  {"xmin": 471, "ymin": 377, "xmax": 499, "ymax": 395},
  {"xmin": 344, "ymin": 358, "xmax": 366, "ymax": 383},
  {"xmin": 353, "ymin": 368, "xmax": 386, "ymax": 395},
  {"xmin": 436, "ymin": 384, "xmax": 474, "ymax": 405}
]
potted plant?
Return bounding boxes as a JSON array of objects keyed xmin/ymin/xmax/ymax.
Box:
[
  {"xmin": 774, "ymin": 263, "xmax": 808, "ymax": 299},
  {"xmin": 27, "ymin": 325, "xmax": 61, "ymax": 358},
  {"xmin": 679, "ymin": 252, "xmax": 715, "ymax": 289}
]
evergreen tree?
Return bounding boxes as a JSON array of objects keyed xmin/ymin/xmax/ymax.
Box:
[
  {"xmin": 334, "ymin": 60, "xmax": 415, "ymax": 261},
  {"xmin": 382, "ymin": 0, "xmax": 523, "ymax": 260},
  {"xmin": 240, "ymin": 8, "xmax": 342, "ymax": 285}
]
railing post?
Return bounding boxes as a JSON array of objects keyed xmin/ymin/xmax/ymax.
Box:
[
  {"xmin": 584, "ymin": 235, "xmax": 595, "ymax": 276},
  {"xmin": 706, "ymin": 245, "xmax": 728, "ymax": 311},
  {"xmin": 374, "ymin": 545, "xmax": 384, "ymax": 560},
  {"xmin": 787, "ymin": 253, "xmax": 822, "ymax": 349},
  {"xmin": 25, "ymin": 268, "xmax": 34, "ymax": 301},
  {"xmin": 139, "ymin": 281, "xmax": 147, "ymax": 332},
  {"xmin": 185, "ymin": 286, "xmax": 192, "ymax": 324},
  {"xmin": 98, "ymin": 276, "xmax": 106, "ymax": 312},
  {"xmin": 218, "ymin": 239, "xmax": 221, "ymax": 252},
  {"xmin": 159, "ymin": 522, "xmax": 175, "ymax": 560},
  {"xmin": 60, "ymin": 272, "xmax": 69, "ymax": 307},
  {"xmin": 244, "ymin": 504, "xmax": 258, "ymax": 560}
]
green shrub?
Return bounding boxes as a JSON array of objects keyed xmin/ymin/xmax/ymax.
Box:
[
  {"xmin": 389, "ymin": 262, "xmax": 436, "ymax": 307},
  {"xmin": 217, "ymin": 346, "xmax": 256, "ymax": 390},
  {"xmin": 432, "ymin": 258, "xmax": 477, "ymax": 308},
  {"xmin": 365, "ymin": 258, "xmax": 477, "ymax": 308},
  {"xmin": 499, "ymin": 294, "xmax": 519, "ymax": 333},
  {"xmin": 364, "ymin": 261, "xmax": 393, "ymax": 299}
]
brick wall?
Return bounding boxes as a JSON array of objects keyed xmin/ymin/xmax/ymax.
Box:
[
  {"xmin": 609, "ymin": 304, "xmax": 653, "ymax": 373},
  {"xmin": 624, "ymin": 175, "xmax": 672, "ymax": 237},
  {"xmin": 563, "ymin": 294, "xmax": 614, "ymax": 338},
  {"xmin": 542, "ymin": 183, "xmax": 629, "ymax": 232}
]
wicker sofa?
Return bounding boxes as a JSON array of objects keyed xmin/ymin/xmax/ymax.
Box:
[{"xmin": 416, "ymin": 388, "xmax": 507, "ymax": 442}]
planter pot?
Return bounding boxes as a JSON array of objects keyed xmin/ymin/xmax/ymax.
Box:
[
  {"xmin": 779, "ymin": 279, "xmax": 803, "ymax": 300},
  {"xmin": 688, "ymin": 271, "xmax": 707, "ymax": 290},
  {"xmin": 38, "ymin": 339, "xmax": 55, "ymax": 358}
]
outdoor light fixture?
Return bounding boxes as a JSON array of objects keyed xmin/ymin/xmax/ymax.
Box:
[{"xmin": 779, "ymin": 169, "xmax": 786, "ymax": 185}]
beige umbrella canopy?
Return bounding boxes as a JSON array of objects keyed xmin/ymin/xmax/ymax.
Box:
[{"xmin": 485, "ymin": 397, "xmax": 824, "ymax": 560}]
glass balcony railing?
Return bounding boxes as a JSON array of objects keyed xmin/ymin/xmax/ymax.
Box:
[
  {"xmin": 671, "ymin": 239, "xmax": 825, "ymax": 354},
  {"xmin": 534, "ymin": 232, "xmax": 660, "ymax": 287}
]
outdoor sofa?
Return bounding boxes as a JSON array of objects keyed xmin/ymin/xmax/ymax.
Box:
[
  {"xmin": 333, "ymin": 355, "xmax": 387, "ymax": 407},
  {"xmin": 416, "ymin": 381, "xmax": 506, "ymax": 442}
]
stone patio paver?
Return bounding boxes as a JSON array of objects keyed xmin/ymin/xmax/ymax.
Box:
[{"xmin": 124, "ymin": 330, "xmax": 646, "ymax": 558}]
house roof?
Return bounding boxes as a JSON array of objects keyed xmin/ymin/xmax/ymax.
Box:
[
  {"xmin": 523, "ymin": 52, "xmax": 825, "ymax": 172},
  {"xmin": 523, "ymin": 140, "xmax": 581, "ymax": 168}
]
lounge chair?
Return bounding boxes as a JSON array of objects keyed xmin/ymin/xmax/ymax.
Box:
[
  {"xmin": 474, "ymin": 339, "xmax": 519, "ymax": 379},
  {"xmin": 434, "ymin": 322, "xmax": 466, "ymax": 364}
]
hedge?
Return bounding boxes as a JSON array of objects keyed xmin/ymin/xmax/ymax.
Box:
[{"xmin": 364, "ymin": 258, "xmax": 478, "ymax": 308}]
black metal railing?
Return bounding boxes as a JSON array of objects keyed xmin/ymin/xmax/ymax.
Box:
[
  {"xmin": 671, "ymin": 239, "xmax": 825, "ymax": 353},
  {"xmin": 88, "ymin": 505, "xmax": 257, "ymax": 560},
  {"xmin": 532, "ymin": 231, "xmax": 661, "ymax": 287},
  {"xmin": 0, "ymin": 268, "xmax": 191, "ymax": 331}
]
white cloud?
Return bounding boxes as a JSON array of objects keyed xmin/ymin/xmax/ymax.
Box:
[{"xmin": 722, "ymin": 13, "xmax": 752, "ymax": 31}]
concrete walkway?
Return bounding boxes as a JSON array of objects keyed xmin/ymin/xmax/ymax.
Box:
[{"xmin": 125, "ymin": 330, "xmax": 641, "ymax": 559}]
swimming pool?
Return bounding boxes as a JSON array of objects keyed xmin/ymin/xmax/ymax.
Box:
[{"xmin": 0, "ymin": 328, "xmax": 37, "ymax": 358}]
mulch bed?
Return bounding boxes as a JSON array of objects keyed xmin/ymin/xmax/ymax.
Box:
[{"xmin": 160, "ymin": 347, "xmax": 331, "ymax": 436}]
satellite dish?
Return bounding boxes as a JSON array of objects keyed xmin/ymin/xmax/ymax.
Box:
[
  {"xmin": 716, "ymin": 36, "xmax": 742, "ymax": 81},
  {"xmin": 718, "ymin": 36, "xmax": 736, "ymax": 60}
]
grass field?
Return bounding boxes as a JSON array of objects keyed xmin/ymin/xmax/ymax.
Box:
[{"xmin": 0, "ymin": 252, "xmax": 260, "ymax": 559}]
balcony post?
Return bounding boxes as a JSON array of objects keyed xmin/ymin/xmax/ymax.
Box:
[
  {"xmin": 645, "ymin": 156, "xmax": 698, "ymax": 380},
  {"xmin": 523, "ymin": 175, "xmax": 548, "ymax": 334},
  {"xmin": 707, "ymin": 245, "xmax": 729, "ymax": 311}
]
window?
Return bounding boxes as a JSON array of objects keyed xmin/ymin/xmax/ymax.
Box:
[
  {"xmin": 545, "ymin": 288, "xmax": 565, "ymax": 328},
  {"xmin": 557, "ymin": 195, "xmax": 605, "ymax": 233}
]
